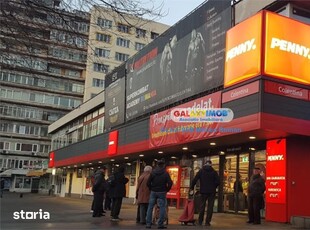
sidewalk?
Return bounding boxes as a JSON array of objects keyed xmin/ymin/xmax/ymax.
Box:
[{"xmin": 0, "ymin": 192, "xmax": 294, "ymax": 230}]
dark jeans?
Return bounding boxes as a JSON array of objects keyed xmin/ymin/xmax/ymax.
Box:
[
  {"xmin": 146, "ymin": 191, "xmax": 167, "ymax": 228},
  {"xmin": 104, "ymin": 192, "xmax": 111, "ymax": 210},
  {"xmin": 198, "ymin": 193, "xmax": 216, "ymax": 224},
  {"xmin": 139, "ymin": 203, "xmax": 149, "ymax": 224},
  {"xmin": 93, "ymin": 191, "xmax": 104, "ymax": 216},
  {"xmin": 248, "ymin": 196, "xmax": 263, "ymax": 224},
  {"xmin": 111, "ymin": 197, "xmax": 123, "ymax": 219}
]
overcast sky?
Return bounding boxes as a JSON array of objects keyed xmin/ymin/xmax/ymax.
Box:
[{"xmin": 152, "ymin": 0, "xmax": 206, "ymax": 25}]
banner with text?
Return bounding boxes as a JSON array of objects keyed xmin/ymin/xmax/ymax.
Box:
[{"xmin": 149, "ymin": 92, "xmax": 231, "ymax": 148}]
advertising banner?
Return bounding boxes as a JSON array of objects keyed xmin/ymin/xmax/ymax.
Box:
[
  {"xmin": 149, "ymin": 92, "xmax": 223, "ymax": 148},
  {"xmin": 104, "ymin": 65, "xmax": 126, "ymax": 130},
  {"xmin": 266, "ymin": 139, "xmax": 287, "ymax": 204},
  {"xmin": 264, "ymin": 11, "xmax": 310, "ymax": 85},
  {"xmin": 265, "ymin": 81, "xmax": 309, "ymax": 101},
  {"xmin": 126, "ymin": 0, "xmax": 231, "ymax": 120}
]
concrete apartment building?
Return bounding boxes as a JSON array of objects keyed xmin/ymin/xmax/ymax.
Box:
[
  {"xmin": 83, "ymin": 6, "xmax": 169, "ymax": 101},
  {"xmin": 0, "ymin": 0, "xmax": 169, "ymax": 193},
  {"xmin": 0, "ymin": 0, "xmax": 89, "ymax": 193}
]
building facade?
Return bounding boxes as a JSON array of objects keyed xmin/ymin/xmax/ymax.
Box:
[
  {"xmin": 83, "ymin": 6, "xmax": 169, "ymax": 101},
  {"xmin": 48, "ymin": 0, "xmax": 310, "ymax": 224},
  {"xmin": 0, "ymin": 0, "xmax": 89, "ymax": 192}
]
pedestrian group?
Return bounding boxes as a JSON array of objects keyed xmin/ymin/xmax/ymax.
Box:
[{"xmin": 90, "ymin": 160, "xmax": 266, "ymax": 228}]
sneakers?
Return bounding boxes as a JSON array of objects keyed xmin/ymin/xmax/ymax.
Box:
[
  {"xmin": 205, "ymin": 222, "xmax": 211, "ymax": 226},
  {"xmin": 111, "ymin": 218, "xmax": 120, "ymax": 221},
  {"xmin": 158, "ymin": 226, "xmax": 167, "ymax": 229}
]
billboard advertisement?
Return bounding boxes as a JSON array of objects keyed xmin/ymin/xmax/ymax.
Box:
[
  {"xmin": 126, "ymin": 0, "xmax": 231, "ymax": 120},
  {"xmin": 104, "ymin": 64, "xmax": 126, "ymax": 130},
  {"xmin": 264, "ymin": 11, "xmax": 310, "ymax": 85}
]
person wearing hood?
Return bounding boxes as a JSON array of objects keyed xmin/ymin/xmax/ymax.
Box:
[
  {"xmin": 146, "ymin": 159, "xmax": 172, "ymax": 229},
  {"xmin": 109, "ymin": 166, "xmax": 129, "ymax": 221},
  {"xmin": 190, "ymin": 160, "xmax": 219, "ymax": 226},
  {"xmin": 136, "ymin": 165, "xmax": 153, "ymax": 225},
  {"xmin": 247, "ymin": 167, "xmax": 265, "ymax": 225},
  {"xmin": 92, "ymin": 167, "xmax": 107, "ymax": 217}
]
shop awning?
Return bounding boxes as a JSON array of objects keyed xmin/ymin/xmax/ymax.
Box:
[
  {"xmin": 0, "ymin": 169, "xmax": 12, "ymax": 177},
  {"xmin": 26, "ymin": 169, "xmax": 45, "ymax": 177}
]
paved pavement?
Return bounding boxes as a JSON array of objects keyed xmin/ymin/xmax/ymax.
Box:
[{"xmin": 0, "ymin": 191, "xmax": 294, "ymax": 230}]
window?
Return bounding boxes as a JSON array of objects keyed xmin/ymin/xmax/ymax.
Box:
[
  {"xmin": 136, "ymin": 28, "xmax": 146, "ymax": 38},
  {"xmin": 135, "ymin": 42, "xmax": 145, "ymax": 51},
  {"xmin": 117, "ymin": 23, "xmax": 130, "ymax": 33},
  {"xmin": 97, "ymin": 18, "xmax": 112, "ymax": 29},
  {"xmin": 95, "ymin": 48, "xmax": 110, "ymax": 58},
  {"xmin": 93, "ymin": 63, "xmax": 109, "ymax": 73},
  {"xmin": 92, "ymin": 78, "xmax": 105, "ymax": 88},
  {"xmin": 116, "ymin": 38, "xmax": 130, "ymax": 48},
  {"xmin": 16, "ymin": 143, "xmax": 22, "ymax": 151},
  {"xmin": 32, "ymin": 144, "xmax": 38, "ymax": 152},
  {"xmin": 151, "ymin": 32, "xmax": 159, "ymax": 39},
  {"xmin": 115, "ymin": 52, "xmax": 129, "ymax": 62},
  {"xmin": 96, "ymin": 33, "xmax": 111, "ymax": 43}
]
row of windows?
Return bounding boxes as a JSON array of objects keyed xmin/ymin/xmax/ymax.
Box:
[
  {"xmin": 93, "ymin": 63, "xmax": 109, "ymax": 73},
  {"xmin": 47, "ymin": 15, "xmax": 89, "ymax": 33},
  {"xmin": 0, "ymin": 141, "xmax": 50, "ymax": 154},
  {"xmin": 0, "ymin": 71, "xmax": 84, "ymax": 93},
  {"xmin": 47, "ymin": 65, "xmax": 81, "ymax": 78},
  {"xmin": 96, "ymin": 18, "xmax": 159, "ymax": 39},
  {"xmin": 0, "ymin": 54, "xmax": 47, "ymax": 71},
  {"xmin": 50, "ymin": 30, "xmax": 87, "ymax": 48},
  {"xmin": 95, "ymin": 48, "xmax": 110, "ymax": 58},
  {"xmin": 0, "ymin": 158, "xmax": 48, "ymax": 170},
  {"xmin": 96, "ymin": 33, "xmax": 145, "ymax": 51},
  {"xmin": 0, "ymin": 123, "xmax": 48, "ymax": 137},
  {"xmin": 92, "ymin": 78, "xmax": 105, "ymax": 88},
  {"xmin": 51, "ymin": 108, "xmax": 104, "ymax": 150},
  {"xmin": 49, "ymin": 48, "xmax": 87, "ymax": 62},
  {"xmin": 0, "ymin": 88, "xmax": 82, "ymax": 109},
  {"xmin": 0, "ymin": 104, "xmax": 64, "ymax": 122}
]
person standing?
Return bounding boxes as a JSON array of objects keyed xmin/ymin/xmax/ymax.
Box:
[
  {"xmin": 0, "ymin": 178, "xmax": 5, "ymax": 198},
  {"xmin": 247, "ymin": 167, "xmax": 266, "ymax": 225},
  {"xmin": 109, "ymin": 166, "xmax": 129, "ymax": 221},
  {"xmin": 234, "ymin": 174, "xmax": 245, "ymax": 211},
  {"xmin": 136, "ymin": 165, "xmax": 152, "ymax": 225},
  {"xmin": 190, "ymin": 160, "xmax": 219, "ymax": 226},
  {"xmin": 146, "ymin": 159, "xmax": 172, "ymax": 229},
  {"xmin": 92, "ymin": 168, "xmax": 107, "ymax": 217}
]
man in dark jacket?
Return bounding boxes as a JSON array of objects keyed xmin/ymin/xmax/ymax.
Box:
[
  {"xmin": 146, "ymin": 158, "xmax": 172, "ymax": 229},
  {"xmin": 190, "ymin": 160, "xmax": 219, "ymax": 226},
  {"xmin": 247, "ymin": 167, "xmax": 265, "ymax": 225},
  {"xmin": 109, "ymin": 166, "xmax": 129, "ymax": 221},
  {"xmin": 92, "ymin": 167, "xmax": 107, "ymax": 217}
]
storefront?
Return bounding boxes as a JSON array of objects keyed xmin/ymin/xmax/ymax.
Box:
[{"xmin": 49, "ymin": 3, "xmax": 310, "ymax": 224}]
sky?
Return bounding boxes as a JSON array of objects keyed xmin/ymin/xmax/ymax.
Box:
[{"xmin": 151, "ymin": 0, "xmax": 206, "ymax": 26}]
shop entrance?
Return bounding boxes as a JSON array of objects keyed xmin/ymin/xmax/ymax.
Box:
[{"xmin": 223, "ymin": 153, "xmax": 250, "ymax": 214}]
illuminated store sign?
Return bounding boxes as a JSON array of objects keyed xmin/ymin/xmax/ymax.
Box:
[
  {"xmin": 224, "ymin": 11, "xmax": 310, "ymax": 87},
  {"xmin": 266, "ymin": 139, "xmax": 287, "ymax": 204}
]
